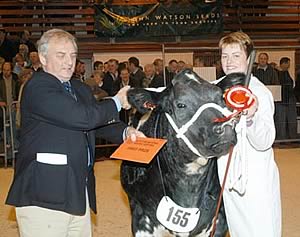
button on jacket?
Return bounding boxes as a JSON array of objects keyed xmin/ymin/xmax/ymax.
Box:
[{"xmin": 6, "ymin": 71, "xmax": 127, "ymax": 215}]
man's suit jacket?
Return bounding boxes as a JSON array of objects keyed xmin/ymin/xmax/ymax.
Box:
[
  {"xmin": 252, "ymin": 65, "xmax": 279, "ymax": 85},
  {"xmin": 130, "ymin": 68, "xmax": 145, "ymax": 88},
  {"xmin": 111, "ymin": 77, "xmax": 134, "ymax": 96},
  {"xmin": 6, "ymin": 71, "xmax": 127, "ymax": 215},
  {"xmin": 0, "ymin": 38, "xmax": 17, "ymax": 62},
  {"xmin": 148, "ymin": 74, "xmax": 165, "ymax": 88},
  {"xmin": 102, "ymin": 71, "xmax": 118, "ymax": 96}
]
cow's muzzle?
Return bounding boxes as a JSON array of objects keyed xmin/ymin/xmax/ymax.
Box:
[
  {"xmin": 213, "ymin": 122, "xmax": 237, "ymax": 146},
  {"xmin": 218, "ymin": 115, "xmax": 239, "ymax": 131}
]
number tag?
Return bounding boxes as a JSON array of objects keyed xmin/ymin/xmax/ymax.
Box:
[{"xmin": 156, "ymin": 196, "xmax": 200, "ymax": 233}]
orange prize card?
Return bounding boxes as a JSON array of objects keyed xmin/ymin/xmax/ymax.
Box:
[{"xmin": 110, "ymin": 137, "xmax": 167, "ymax": 164}]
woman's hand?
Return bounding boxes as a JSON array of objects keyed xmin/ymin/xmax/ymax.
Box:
[{"xmin": 243, "ymin": 94, "xmax": 258, "ymax": 120}]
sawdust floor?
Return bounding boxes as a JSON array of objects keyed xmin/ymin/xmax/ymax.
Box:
[{"xmin": 0, "ymin": 148, "xmax": 299, "ymax": 237}]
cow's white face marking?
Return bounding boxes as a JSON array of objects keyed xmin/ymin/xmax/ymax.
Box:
[
  {"xmin": 185, "ymin": 72, "xmax": 201, "ymax": 84},
  {"xmin": 185, "ymin": 157, "xmax": 208, "ymax": 175}
]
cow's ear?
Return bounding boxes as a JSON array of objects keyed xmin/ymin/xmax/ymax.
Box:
[
  {"xmin": 157, "ymin": 90, "xmax": 173, "ymax": 115},
  {"xmin": 127, "ymin": 88, "xmax": 158, "ymax": 114},
  {"xmin": 216, "ymin": 72, "xmax": 246, "ymax": 94}
]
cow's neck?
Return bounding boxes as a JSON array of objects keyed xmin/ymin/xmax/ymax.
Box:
[{"xmin": 160, "ymin": 147, "xmax": 218, "ymax": 208}]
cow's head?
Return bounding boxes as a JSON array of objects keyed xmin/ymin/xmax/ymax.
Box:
[{"xmin": 128, "ymin": 69, "xmax": 237, "ymax": 161}]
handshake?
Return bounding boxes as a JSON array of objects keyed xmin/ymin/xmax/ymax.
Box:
[{"xmin": 115, "ymin": 86, "xmax": 132, "ymax": 110}]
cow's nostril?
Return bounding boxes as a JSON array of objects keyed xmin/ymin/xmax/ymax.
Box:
[{"xmin": 213, "ymin": 125, "xmax": 224, "ymax": 135}]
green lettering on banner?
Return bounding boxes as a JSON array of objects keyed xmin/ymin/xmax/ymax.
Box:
[{"xmin": 94, "ymin": 0, "xmax": 223, "ymax": 39}]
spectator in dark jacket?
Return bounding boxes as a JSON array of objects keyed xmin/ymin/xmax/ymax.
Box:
[
  {"xmin": 0, "ymin": 28, "xmax": 17, "ymax": 62},
  {"xmin": 275, "ymin": 57, "xmax": 298, "ymax": 139},
  {"xmin": 128, "ymin": 56, "xmax": 145, "ymax": 88},
  {"xmin": 102, "ymin": 59, "xmax": 119, "ymax": 96},
  {"xmin": 252, "ymin": 52, "xmax": 279, "ymax": 85},
  {"xmin": 142, "ymin": 64, "xmax": 164, "ymax": 88},
  {"xmin": 17, "ymin": 30, "xmax": 37, "ymax": 53}
]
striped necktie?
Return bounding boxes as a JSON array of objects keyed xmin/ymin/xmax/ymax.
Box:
[{"xmin": 62, "ymin": 81, "xmax": 77, "ymax": 101}]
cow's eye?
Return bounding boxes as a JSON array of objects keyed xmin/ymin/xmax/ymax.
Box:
[{"xmin": 177, "ymin": 103, "xmax": 186, "ymax": 108}]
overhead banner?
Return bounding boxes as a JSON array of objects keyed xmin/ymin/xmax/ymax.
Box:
[{"xmin": 94, "ymin": 1, "xmax": 222, "ymax": 39}]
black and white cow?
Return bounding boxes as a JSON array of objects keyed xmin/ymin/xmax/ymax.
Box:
[{"xmin": 121, "ymin": 69, "xmax": 237, "ymax": 237}]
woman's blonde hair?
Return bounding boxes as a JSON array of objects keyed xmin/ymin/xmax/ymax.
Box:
[{"xmin": 219, "ymin": 31, "xmax": 254, "ymax": 57}]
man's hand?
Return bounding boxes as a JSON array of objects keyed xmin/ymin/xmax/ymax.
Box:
[
  {"xmin": 125, "ymin": 127, "xmax": 146, "ymax": 142},
  {"xmin": 116, "ymin": 86, "xmax": 131, "ymax": 110},
  {"xmin": 0, "ymin": 102, "xmax": 6, "ymax": 107}
]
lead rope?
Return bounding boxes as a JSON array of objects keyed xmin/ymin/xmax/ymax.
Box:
[
  {"xmin": 153, "ymin": 113, "xmax": 168, "ymax": 199},
  {"xmin": 210, "ymin": 144, "xmax": 235, "ymax": 237},
  {"xmin": 157, "ymin": 152, "xmax": 168, "ymax": 199}
]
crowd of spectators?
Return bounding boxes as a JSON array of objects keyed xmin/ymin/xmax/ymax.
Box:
[
  {"xmin": 87, "ymin": 57, "xmax": 194, "ymax": 98},
  {"xmin": 85, "ymin": 57, "xmax": 192, "ymax": 124}
]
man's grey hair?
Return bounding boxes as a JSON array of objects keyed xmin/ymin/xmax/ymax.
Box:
[{"xmin": 37, "ymin": 29, "xmax": 77, "ymax": 57}]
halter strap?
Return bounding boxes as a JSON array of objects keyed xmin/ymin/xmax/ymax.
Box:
[{"xmin": 165, "ymin": 103, "xmax": 233, "ymax": 158}]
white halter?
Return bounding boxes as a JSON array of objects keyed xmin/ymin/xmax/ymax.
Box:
[
  {"xmin": 165, "ymin": 102, "xmax": 233, "ymax": 158},
  {"xmin": 165, "ymin": 101, "xmax": 248, "ymax": 193},
  {"xmin": 148, "ymin": 80, "xmax": 249, "ymax": 193}
]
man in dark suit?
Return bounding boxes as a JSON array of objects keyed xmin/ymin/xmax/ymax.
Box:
[
  {"xmin": 275, "ymin": 57, "xmax": 298, "ymax": 139},
  {"xmin": 142, "ymin": 63, "xmax": 164, "ymax": 88},
  {"xmin": 153, "ymin": 58, "xmax": 173, "ymax": 87},
  {"xmin": 252, "ymin": 52, "xmax": 279, "ymax": 85},
  {"xmin": 27, "ymin": 51, "xmax": 43, "ymax": 72},
  {"xmin": 6, "ymin": 29, "xmax": 144, "ymax": 237},
  {"xmin": 128, "ymin": 56, "xmax": 145, "ymax": 88},
  {"xmin": 72, "ymin": 59, "xmax": 86, "ymax": 82},
  {"xmin": 0, "ymin": 28, "xmax": 17, "ymax": 62},
  {"xmin": 17, "ymin": 30, "xmax": 37, "ymax": 53},
  {"xmin": 102, "ymin": 58, "xmax": 119, "ymax": 96}
]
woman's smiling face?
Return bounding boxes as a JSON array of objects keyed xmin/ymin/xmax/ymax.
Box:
[{"xmin": 221, "ymin": 43, "xmax": 248, "ymax": 75}]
